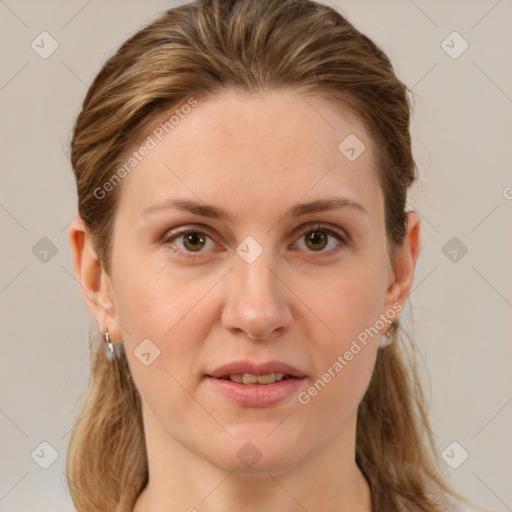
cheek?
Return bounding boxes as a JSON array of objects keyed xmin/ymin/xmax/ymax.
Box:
[
  {"xmin": 111, "ymin": 268, "xmax": 209, "ymax": 423},
  {"xmin": 110, "ymin": 259, "xmax": 219, "ymax": 383},
  {"xmin": 299, "ymin": 349, "xmax": 376, "ymax": 438},
  {"xmin": 301, "ymin": 256, "xmax": 388, "ymax": 345},
  {"xmin": 292, "ymin": 296, "xmax": 378, "ymax": 449},
  {"xmin": 112, "ymin": 248, "xmax": 209, "ymax": 339},
  {"xmin": 295, "ymin": 260, "xmax": 384, "ymax": 413}
]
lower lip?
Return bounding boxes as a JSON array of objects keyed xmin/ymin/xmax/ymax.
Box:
[{"xmin": 205, "ymin": 376, "xmax": 306, "ymax": 407}]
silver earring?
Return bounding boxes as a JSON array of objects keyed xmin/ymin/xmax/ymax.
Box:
[
  {"xmin": 104, "ymin": 327, "xmax": 115, "ymax": 360},
  {"xmin": 378, "ymin": 319, "xmax": 399, "ymax": 348}
]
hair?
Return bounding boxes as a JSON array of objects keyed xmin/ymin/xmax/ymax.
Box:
[{"xmin": 67, "ymin": 1, "xmax": 472, "ymax": 511}]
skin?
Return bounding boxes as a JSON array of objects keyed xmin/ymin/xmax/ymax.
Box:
[{"xmin": 70, "ymin": 89, "xmax": 421, "ymax": 512}]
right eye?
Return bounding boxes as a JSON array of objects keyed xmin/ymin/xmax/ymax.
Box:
[{"xmin": 162, "ymin": 227, "xmax": 217, "ymax": 258}]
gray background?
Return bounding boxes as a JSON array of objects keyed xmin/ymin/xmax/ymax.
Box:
[{"xmin": 1, "ymin": 0, "xmax": 511, "ymax": 510}]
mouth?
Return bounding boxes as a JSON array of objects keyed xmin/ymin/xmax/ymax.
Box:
[
  {"xmin": 214, "ymin": 372, "xmax": 294, "ymax": 385},
  {"xmin": 205, "ymin": 361, "xmax": 307, "ymax": 407},
  {"xmin": 206, "ymin": 360, "xmax": 306, "ymax": 381}
]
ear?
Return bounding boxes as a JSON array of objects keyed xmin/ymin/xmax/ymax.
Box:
[
  {"xmin": 68, "ymin": 216, "xmax": 122, "ymax": 341},
  {"xmin": 383, "ymin": 211, "xmax": 421, "ymax": 314}
]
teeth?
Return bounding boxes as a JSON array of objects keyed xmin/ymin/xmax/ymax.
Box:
[
  {"xmin": 242, "ymin": 374, "xmax": 258, "ymax": 384},
  {"xmin": 256, "ymin": 372, "xmax": 284, "ymax": 384},
  {"xmin": 222, "ymin": 372, "xmax": 287, "ymax": 384}
]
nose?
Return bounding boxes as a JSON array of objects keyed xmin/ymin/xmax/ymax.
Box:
[{"xmin": 221, "ymin": 247, "xmax": 293, "ymax": 341}]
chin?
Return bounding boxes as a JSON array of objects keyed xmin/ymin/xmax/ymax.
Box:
[{"xmin": 203, "ymin": 433, "xmax": 309, "ymax": 475}]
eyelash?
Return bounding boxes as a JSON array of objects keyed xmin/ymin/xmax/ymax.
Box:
[{"xmin": 161, "ymin": 223, "xmax": 349, "ymax": 260}]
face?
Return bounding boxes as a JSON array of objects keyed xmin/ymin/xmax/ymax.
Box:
[{"xmin": 104, "ymin": 89, "xmax": 399, "ymax": 474}]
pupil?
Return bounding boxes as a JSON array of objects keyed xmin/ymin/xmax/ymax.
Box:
[
  {"xmin": 307, "ymin": 231, "xmax": 327, "ymax": 251},
  {"xmin": 184, "ymin": 232, "xmax": 205, "ymax": 251}
]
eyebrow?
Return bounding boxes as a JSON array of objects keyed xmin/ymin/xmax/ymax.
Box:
[{"xmin": 141, "ymin": 197, "xmax": 367, "ymax": 221}]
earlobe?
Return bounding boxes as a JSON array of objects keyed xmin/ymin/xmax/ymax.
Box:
[
  {"xmin": 68, "ymin": 217, "xmax": 120, "ymax": 339},
  {"xmin": 384, "ymin": 212, "xmax": 422, "ymax": 312}
]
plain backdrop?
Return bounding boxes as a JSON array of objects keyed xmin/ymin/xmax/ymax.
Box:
[{"xmin": 1, "ymin": 0, "xmax": 511, "ymax": 510}]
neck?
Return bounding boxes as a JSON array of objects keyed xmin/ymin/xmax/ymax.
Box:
[{"xmin": 132, "ymin": 405, "xmax": 373, "ymax": 512}]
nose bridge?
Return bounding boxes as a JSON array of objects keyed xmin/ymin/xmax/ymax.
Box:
[
  {"xmin": 234, "ymin": 233, "xmax": 279, "ymax": 293},
  {"xmin": 222, "ymin": 240, "xmax": 291, "ymax": 339},
  {"xmin": 239, "ymin": 248, "xmax": 277, "ymax": 300}
]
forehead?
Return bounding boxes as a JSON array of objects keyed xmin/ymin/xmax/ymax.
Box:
[{"xmin": 115, "ymin": 89, "xmax": 381, "ymax": 222}]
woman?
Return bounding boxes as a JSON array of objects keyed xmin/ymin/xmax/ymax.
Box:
[{"xmin": 67, "ymin": 0, "xmax": 474, "ymax": 510}]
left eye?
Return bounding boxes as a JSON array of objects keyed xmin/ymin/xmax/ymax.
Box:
[
  {"xmin": 293, "ymin": 225, "xmax": 346, "ymax": 253},
  {"xmin": 162, "ymin": 224, "xmax": 347, "ymax": 258}
]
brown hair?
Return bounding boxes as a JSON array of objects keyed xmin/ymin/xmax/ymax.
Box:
[{"xmin": 67, "ymin": 0, "xmax": 472, "ymax": 510}]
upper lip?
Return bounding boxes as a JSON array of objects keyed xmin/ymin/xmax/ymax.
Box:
[{"xmin": 207, "ymin": 360, "xmax": 307, "ymax": 379}]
